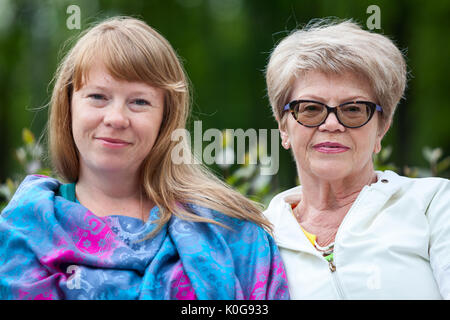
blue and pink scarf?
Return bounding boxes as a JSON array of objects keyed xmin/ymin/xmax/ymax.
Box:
[{"xmin": 0, "ymin": 175, "xmax": 289, "ymax": 300}]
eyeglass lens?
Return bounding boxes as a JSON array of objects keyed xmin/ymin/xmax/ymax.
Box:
[{"xmin": 294, "ymin": 102, "xmax": 372, "ymax": 127}]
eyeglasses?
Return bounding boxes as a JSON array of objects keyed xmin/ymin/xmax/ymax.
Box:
[{"xmin": 283, "ymin": 100, "xmax": 383, "ymax": 128}]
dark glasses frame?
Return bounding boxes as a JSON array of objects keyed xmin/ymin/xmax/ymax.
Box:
[{"xmin": 283, "ymin": 99, "xmax": 383, "ymax": 128}]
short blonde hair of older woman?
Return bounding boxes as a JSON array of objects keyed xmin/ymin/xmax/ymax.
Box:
[
  {"xmin": 49, "ymin": 16, "xmax": 270, "ymax": 234},
  {"xmin": 266, "ymin": 19, "xmax": 407, "ymax": 132}
]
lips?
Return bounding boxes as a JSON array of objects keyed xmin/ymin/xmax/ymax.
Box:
[
  {"xmin": 95, "ymin": 137, "xmax": 132, "ymax": 148},
  {"xmin": 313, "ymin": 142, "xmax": 350, "ymax": 154},
  {"xmin": 97, "ymin": 137, "xmax": 130, "ymax": 144}
]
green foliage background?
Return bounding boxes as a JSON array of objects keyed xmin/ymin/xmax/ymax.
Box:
[{"xmin": 0, "ymin": 0, "xmax": 449, "ymax": 207}]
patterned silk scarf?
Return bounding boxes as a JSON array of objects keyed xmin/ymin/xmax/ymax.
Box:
[{"xmin": 0, "ymin": 175, "xmax": 289, "ymax": 300}]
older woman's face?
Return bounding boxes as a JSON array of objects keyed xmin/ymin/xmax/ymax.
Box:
[
  {"xmin": 71, "ymin": 63, "xmax": 164, "ymax": 177},
  {"xmin": 280, "ymin": 71, "xmax": 385, "ymax": 182}
]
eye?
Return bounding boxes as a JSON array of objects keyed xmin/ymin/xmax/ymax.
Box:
[
  {"xmin": 341, "ymin": 104, "xmax": 366, "ymax": 114},
  {"xmin": 344, "ymin": 106, "xmax": 362, "ymax": 112},
  {"xmin": 88, "ymin": 93, "xmax": 106, "ymax": 100},
  {"xmin": 298, "ymin": 103, "xmax": 323, "ymax": 114},
  {"xmin": 87, "ymin": 93, "xmax": 108, "ymax": 104},
  {"xmin": 86, "ymin": 93, "xmax": 108, "ymax": 107},
  {"xmin": 304, "ymin": 104, "xmax": 322, "ymax": 111},
  {"xmin": 129, "ymin": 98, "xmax": 152, "ymax": 111},
  {"xmin": 132, "ymin": 99, "xmax": 150, "ymax": 106}
]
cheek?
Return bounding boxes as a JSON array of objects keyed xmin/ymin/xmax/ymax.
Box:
[
  {"xmin": 137, "ymin": 117, "xmax": 163, "ymax": 149},
  {"xmin": 72, "ymin": 111, "xmax": 88, "ymax": 135},
  {"xmin": 352, "ymin": 129, "xmax": 379, "ymax": 159},
  {"xmin": 71, "ymin": 106, "xmax": 101, "ymax": 146},
  {"xmin": 290, "ymin": 135, "xmax": 309, "ymax": 153},
  {"xmin": 288, "ymin": 118, "xmax": 311, "ymax": 143},
  {"xmin": 287, "ymin": 124, "xmax": 313, "ymax": 159},
  {"xmin": 70, "ymin": 108, "xmax": 83, "ymax": 144}
]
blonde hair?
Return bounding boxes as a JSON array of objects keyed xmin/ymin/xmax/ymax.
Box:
[
  {"xmin": 48, "ymin": 16, "xmax": 270, "ymax": 234},
  {"xmin": 266, "ymin": 19, "xmax": 407, "ymax": 131}
]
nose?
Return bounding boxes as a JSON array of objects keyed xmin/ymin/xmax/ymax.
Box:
[
  {"xmin": 318, "ymin": 110, "xmax": 345, "ymax": 132},
  {"xmin": 103, "ymin": 102, "xmax": 130, "ymax": 129}
]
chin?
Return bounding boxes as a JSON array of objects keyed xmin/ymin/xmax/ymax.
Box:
[
  {"xmin": 309, "ymin": 161, "xmax": 353, "ymax": 181},
  {"xmin": 84, "ymin": 157, "xmax": 132, "ymax": 174}
]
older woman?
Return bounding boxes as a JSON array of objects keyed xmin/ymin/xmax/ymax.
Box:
[
  {"xmin": 0, "ymin": 17, "xmax": 288, "ymax": 300},
  {"xmin": 264, "ymin": 19, "xmax": 450, "ymax": 299}
]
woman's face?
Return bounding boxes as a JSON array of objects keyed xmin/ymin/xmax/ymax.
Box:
[
  {"xmin": 71, "ymin": 63, "xmax": 165, "ymax": 178},
  {"xmin": 280, "ymin": 71, "xmax": 387, "ymax": 182}
]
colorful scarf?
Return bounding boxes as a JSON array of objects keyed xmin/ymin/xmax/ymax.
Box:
[{"xmin": 0, "ymin": 175, "xmax": 289, "ymax": 300}]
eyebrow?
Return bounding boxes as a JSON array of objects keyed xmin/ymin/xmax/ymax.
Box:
[
  {"xmin": 79, "ymin": 85, "xmax": 109, "ymax": 92},
  {"xmin": 81, "ymin": 85, "xmax": 154, "ymax": 97},
  {"xmin": 296, "ymin": 95, "xmax": 372, "ymax": 103}
]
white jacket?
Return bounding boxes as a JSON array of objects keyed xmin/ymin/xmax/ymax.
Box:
[{"xmin": 264, "ymin": 170, "xmax": 450, "ymax": 299}]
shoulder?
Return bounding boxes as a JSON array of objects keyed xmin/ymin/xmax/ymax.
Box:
[
  {"xmin": 263, "ymin": 185, "xmax": 301, "ymax": 226},
  {"xmin": 376, "ymin": 170, "xmax": 449, "ymax": 200},
  {"xmin": 9, "ymin": 174, "xmax": 60, "ymax": 197},
  {"xmin": 0, "ymin": 175, "xmax": 63, "ymax": 257},
  {"xmin": 369, "ymin": 171, "xmax": 450, "ymax": 228},
  {"xmin": 1, "ymin": 175, "xmax": 62, "ymax": 218},
  {"xmin": 177, "ymin": 203, "xmax": 275, "ymax": 245}
]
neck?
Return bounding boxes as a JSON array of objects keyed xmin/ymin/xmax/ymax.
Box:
[
  {"xmin": 77, "ymin": 166, "xmax": 141, "ymax": 199},
  {"xmin": 294, "ymin": 166, "xmax": 377, "ymax": 246},
  {"xmin": 75, "ymin": 165, "xmax": 148, "ymax": 220},
  {"xmin": 299, "ymin": 165, "xmax": 377, "ymax": 212}
]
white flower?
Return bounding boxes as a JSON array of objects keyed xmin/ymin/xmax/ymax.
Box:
[
  {"xmin": 215, "ymin": 147, "xmax": 235, "ymax": 169},
  {"xmin": 26, "ymin": 160, "xmax": 41, "ymax": 174}
]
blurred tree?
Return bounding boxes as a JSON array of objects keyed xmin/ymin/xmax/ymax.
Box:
[{"xmin": 0, "ymin": 0, "xmax": 449, "ymax": 191}]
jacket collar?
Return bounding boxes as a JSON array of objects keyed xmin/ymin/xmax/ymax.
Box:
[
  {"xmin": 265, "ymin": 170, "xmax": 405, "ymax": 253},
  {"xmin": 265, "ymin": 186, "xmax": 318, "ymax": 254}
]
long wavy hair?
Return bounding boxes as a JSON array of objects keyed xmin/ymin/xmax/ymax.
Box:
[{"xmin": 48, "ymin": 16, "xmax": 271, "ymax": 234}]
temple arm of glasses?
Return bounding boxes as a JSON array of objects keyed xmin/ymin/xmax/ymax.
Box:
[{"xmin": 376, "ymin": 105, "xmax": 383, "ymax": 112}]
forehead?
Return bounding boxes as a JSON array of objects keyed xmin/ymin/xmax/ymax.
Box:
[
  {"xmin": 72, "ymin": 37, "xmax": 156, "ymax": 91},
  {"xmin": 290, "ymin": 70, "xmax": 375, "ymax": 102},
  {"xmin": 75, "ymin": 63, "xmax": 165, "ymax": 102}
]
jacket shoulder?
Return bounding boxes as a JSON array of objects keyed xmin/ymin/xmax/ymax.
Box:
[
  {"xmin": 382, "ymin": 170, "xmax": 449, "ymax": 197},
  {"xmin": 264, "ymin": 186, "xmax": 301, "ymax": 225}
]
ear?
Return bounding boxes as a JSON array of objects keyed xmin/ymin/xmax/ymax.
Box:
[
  {"xmin": 373, "ymin": 120, "xmax": 391, "ymax": 154},
  {"xmin": 279, "ymin": 122, "xmax": 290, "ymax": 150}
]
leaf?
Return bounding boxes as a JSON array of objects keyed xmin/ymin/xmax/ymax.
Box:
[
  {"xmin": 225, "ymin": 175, "xmax": 237, "ymax": 185},
  {"xmin": 0, "ymin": 178, "xmax": 17, "ymax": 201},
  {"xmin": 6, "ymin": 178, "xmax": 15, "ymax": 192},
  {"xmin": 236, "ymin": 182, "xmax": 250, "ymax": 195},
  {"xmin": 22, "ymin": 128, "xmax": 35, "ymax": 146},
  {"xmin": 380, "ymin": 145, "xmax": 392, "ymax": 162},
  {"xmin": 232, "ymin": 165, "xmax": 256, "ymax": 180},
  {"xmin": 251, "ymin": 173, "xmax": 271, "ymax": 193},
  {"xmin": 403, "ymin": 166, "xmax": 419, "ymax": 178},
  {"xmin": 436, "ymin": 156, "xmax": 450, "ymax": 174},
  {"xmin": 37, "ymin": 169, "xmax": 52, "ymax": 177}
]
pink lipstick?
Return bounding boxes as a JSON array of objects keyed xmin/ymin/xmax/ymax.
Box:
[{"xmin": 313, "ymin": 142, "xmax": 350, "ymax": 154}]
